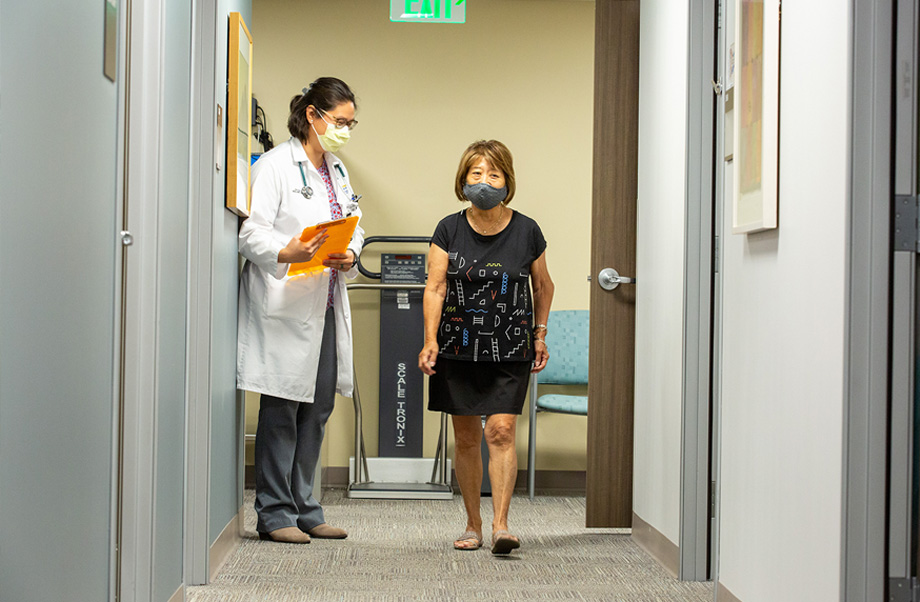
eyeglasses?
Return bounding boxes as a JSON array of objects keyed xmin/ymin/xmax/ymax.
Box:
[{"xmin": 318, "ymin": 109, "xmax": 358, "ymax": 131}]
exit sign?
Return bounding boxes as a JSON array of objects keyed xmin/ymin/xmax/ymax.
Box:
[{"xmin": 391, "ymin": 0, "xmax": 466, "ymax": 24}]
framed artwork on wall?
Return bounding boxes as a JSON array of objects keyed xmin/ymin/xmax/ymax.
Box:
[
  {"xmin": 227, "ymin": 12, "xmax": 252, "ymax": 217},
  {"xmin": 732, "ymin": 0, "xmax": 780, "ymax": 234}
]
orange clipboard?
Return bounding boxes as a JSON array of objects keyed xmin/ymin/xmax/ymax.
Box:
[{"xmin": 288, "ymin": 215, "xmax": 359, "ymax": 276}]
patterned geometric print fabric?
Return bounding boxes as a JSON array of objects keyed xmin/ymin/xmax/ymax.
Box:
[{"xmin": 432, "ymin": 211, "xmax": 547, "ymax": 363}]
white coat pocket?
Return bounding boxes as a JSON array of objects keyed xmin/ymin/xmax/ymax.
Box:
[{"xmin": 263, "ymin": 272, "xmax": 325, "ymax": 323}]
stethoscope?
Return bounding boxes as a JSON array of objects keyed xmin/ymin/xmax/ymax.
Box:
[
  {"xmin": 294, "ymin": 161, "xmax": 362, "ymax": 209},
  {"xmin": 296, "ymin": 162, "xmax": 314, "ymax": 199}
]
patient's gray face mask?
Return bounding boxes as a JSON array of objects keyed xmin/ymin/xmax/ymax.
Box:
[{"xmin": 462, "ymin": 183, "xmax": 508, "ymax": 210}]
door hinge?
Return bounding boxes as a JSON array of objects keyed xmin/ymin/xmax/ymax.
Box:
[
  {"xmin": 888, "ymin": 576, "xmax": 920, "ymax": 602},
  {"xmin": 894, "ymin": 195, "xmax": 920, "ymax": 252},
  {"xmin": 709, "ymin": 480, "xmax": 717, "ymax": 519},
  {"xmin": 713, "ymin": 235, "xmax": 720, "ymax": 273}
]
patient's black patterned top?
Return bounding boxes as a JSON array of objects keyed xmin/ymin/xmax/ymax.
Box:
[{"xmin": 430, "ymin": 209, "xmax": 547, "ymax": 362}]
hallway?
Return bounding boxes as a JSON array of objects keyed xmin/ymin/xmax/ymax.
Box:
[
  {"xmin": 0, "ymin": 1, "xmax": 900, "ymax": 600},
  {"xmin": 188, "ymin": 490, "xmax": 714, "ymax": 601}
]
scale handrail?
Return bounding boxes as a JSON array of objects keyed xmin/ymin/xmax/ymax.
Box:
[{"xmin": 356, "ymin": 236, "xmax": 431, "ymax": 279}]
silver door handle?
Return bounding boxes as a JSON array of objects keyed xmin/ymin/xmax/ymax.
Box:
[{"xmin": 598, "ymin": 268, "xmax": 635, "ymax": 290}]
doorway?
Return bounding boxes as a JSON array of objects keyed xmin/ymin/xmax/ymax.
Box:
[{"xmin": 246, "ymin": 0, "xmax": 596, "ymax": 518}]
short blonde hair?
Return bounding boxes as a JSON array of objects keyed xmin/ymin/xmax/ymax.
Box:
[{"xmin": 454, "ymin": 140, "xmax": 516, "ymax": 205}]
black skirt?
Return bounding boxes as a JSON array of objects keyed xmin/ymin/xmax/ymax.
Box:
[{"xmin": 428, "ymin": 358, "xmax": 532, "ymax": 416}]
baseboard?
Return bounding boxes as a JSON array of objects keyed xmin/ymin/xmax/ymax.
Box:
[
  {"xmin": 321, "ymin": 466, "xmax": 349, "ymax": 488},
  {"xmin": 631, "ymin": 512, "xmax": 680, "ymax": 579},
  {"xmin": 717, "ymin": 582, "xmax": 742, "ymax": 602},
  {"xmin": 209, "ymin": 505, "xmax": 243, "ymax": 582},
  {"xmin": 167, "ymin": 584, "xmax": 184, "ymax": 602},
  {"xmin": 522, "ymin": 469, "xmax": 586, "ymax": 494}
]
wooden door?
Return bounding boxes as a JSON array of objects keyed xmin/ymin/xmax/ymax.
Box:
[{"xmin": 586, "ymin": 0, "xmax": 640, "ymax": 528}]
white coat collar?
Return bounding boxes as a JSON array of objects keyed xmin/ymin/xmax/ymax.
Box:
[{"xmin": 288, "ymin": 137, "xmax": 343, "ymax": 174}]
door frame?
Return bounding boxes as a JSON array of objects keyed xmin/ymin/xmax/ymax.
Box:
[
  {"xmin": 184, "ymin": 0, "xmax": 219, "ymax": 585},
  {"xmin": 844, "ymin": 0, "xmax": 893, "ymax": 598},
  {"xmin": 680, "ymin": 0, "xmax": 719, "ymax": 582},
  {"xmin": 117, "ymin": 0, "xmax": 169, "ymax": 598},
  {"xmin": 889, "ymin": 0, "xmax": 918, "ymax": 590},
  {"xmin": 110, "ymin": 0, "xmax": 128, "ymax": 597}
]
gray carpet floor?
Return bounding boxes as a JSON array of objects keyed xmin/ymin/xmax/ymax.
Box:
[{"xmin": 187, "ymin": 489, "xmax": 714, "ymax": 602}]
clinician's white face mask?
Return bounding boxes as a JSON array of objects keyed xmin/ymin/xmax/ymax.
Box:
[{"xmin": 312, "ymin": 110, "xmax": 351, "ymax": 153}]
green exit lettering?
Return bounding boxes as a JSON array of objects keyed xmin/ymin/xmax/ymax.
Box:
[
  {"xmin": 404, "ymin": 0, "xmax": 451, "ymax": 19},
  {"xmin": 391, "ymin": 0, "xmax": 465, "ymax": 23}
]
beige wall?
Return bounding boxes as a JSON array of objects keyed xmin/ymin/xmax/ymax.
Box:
[{"xmin": 246, "ymin": 0, "xmax": 595, "ymax": 472}]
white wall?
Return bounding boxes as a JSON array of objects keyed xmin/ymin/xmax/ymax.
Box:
[
  {"xmin": 633, "ymin": 0, "xmax": 689, "ymax": 547},
  {"xmin": 717, "ymin": 2, "xmax": 849, "ymax": 600},
  {"xmin": 634, "ymin": 3, "xmax": 851, "ymax": 598}
]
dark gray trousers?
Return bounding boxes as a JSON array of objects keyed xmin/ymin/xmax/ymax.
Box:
[{"xmin": 255, "ymin": 307, "xmax": 337, "ymax": 533}]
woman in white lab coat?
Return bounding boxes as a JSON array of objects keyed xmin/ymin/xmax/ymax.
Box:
[{"xmin": 237, "ymin": 77, "xmax": 364, "ymax": 544}]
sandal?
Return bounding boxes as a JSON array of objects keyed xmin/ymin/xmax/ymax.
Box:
[
  {"xmin": 453, "ymin": 530, "xmax": 483, "ymax": 550},
  {"xmin": 490, "ymin": 530, "xmax": 521, "ymax": 555}
]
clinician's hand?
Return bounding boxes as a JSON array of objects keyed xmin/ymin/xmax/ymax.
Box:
[
  {"xmin": 418, "ymin": 341, "xmax": 439, "ymax": 376},
  {"xmin": 531, "ymin": 339, "xmax": 549, "ymax": 373},
  {"xmin": 322, "ymin": 250, "xmax": 356, "ymax": 271},
  {"xmin": 278, "ymin": 229, "xmax": 328, "ymax": 264}
]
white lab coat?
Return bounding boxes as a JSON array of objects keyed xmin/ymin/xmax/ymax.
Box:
[{"xmin": 237, "ymin": 137, "xmax": 365, "ymax": 403}]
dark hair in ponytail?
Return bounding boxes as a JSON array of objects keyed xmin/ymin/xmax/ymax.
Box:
[{"xmin": 287, "ymin": 77, "xmax": 356, "ymax": 142}]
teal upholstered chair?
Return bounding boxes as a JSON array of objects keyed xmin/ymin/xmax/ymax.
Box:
[{"xmin": 527, "ymin": 309, "xmax": 589, "ymax": 500}]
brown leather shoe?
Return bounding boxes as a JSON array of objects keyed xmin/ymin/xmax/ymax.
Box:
[
  {"xmin": 258, "ymin": 526, "xmax": 311, "ymax": 544},
  {"xmin": 307, "ymin": 523, "xmax": 348, "ymax": 539}
]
